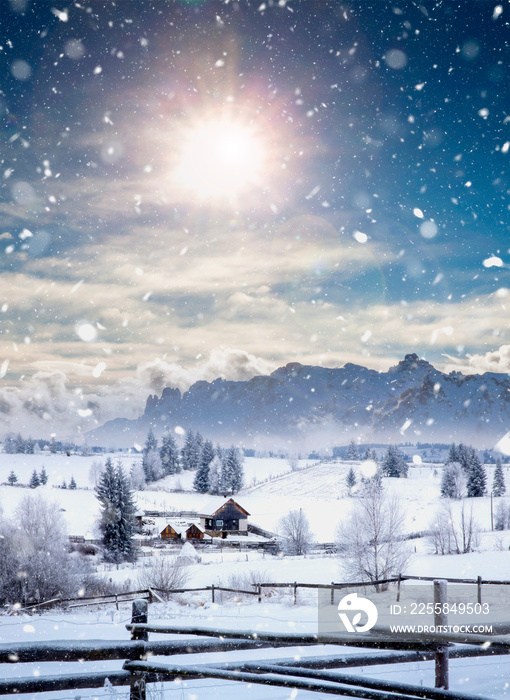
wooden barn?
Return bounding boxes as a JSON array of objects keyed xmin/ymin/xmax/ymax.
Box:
[{"xmin": 200, "ymin": 498, "xmax": 250, "ymax": 538}]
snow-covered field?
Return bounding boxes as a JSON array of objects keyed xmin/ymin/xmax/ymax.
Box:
[{"xmin": 2, "ymin": 452, "xmax": 510, "ymax": 698}]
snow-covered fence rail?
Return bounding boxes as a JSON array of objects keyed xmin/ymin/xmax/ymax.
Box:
[{"xmin": 0, "ymin": 598, "xmax": 507, "ymax": 699}]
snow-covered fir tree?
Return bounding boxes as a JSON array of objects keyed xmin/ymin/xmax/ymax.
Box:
[
  {"xmin": 363, "ymin": 447, "xmax": 378, "ymax": 462},
  {"xmin": 207, "ymin": 455, "xmax": 223, "ymax": 494},
  {"xmin": 221, "ymin": 445, "xmax": 244, "ymax": 494},
  {"xmin": 95, "ymin": 457, "xmax": 137, "ymax": 563},
  {"xmin": 466, "ymin": 451, "xmax": 487, "ymax": 498},
  {"xmin": 39, "ymin": 466, "xmax": 48, "ymax": 485},
  {"xmin": 456, "ymin": 443, "xmax": 471, "ymax": 473},
  {"xmin": 13, "ymin": 433, "xmax": 25, "ymax": 453},
  {"xmin": 114, "ymin": 461, "xmax": 137, "ymax": 562},
  {"xmin": 159, "ymin": 433, "xmax": 180, "ymax": 475},
  {"xmin": 29, "ymin": 469, "xmax": 40, "ymax": 488},
  {"xmin": 346, "ymin": 467, "xmax": 357, "ymax": 493},
  {"xmin": 380, "ymin": 445, "xmax": 408, "ymax": 478},
  {"xmin": 445, "ymin": 443, "xmax": 459, "ymax": 464},
  {"xmin": 142, "ymin": 429, "xmax": 162, "ymax": 483},
  {"xmin": 7, "ymin": 470, "xmax": 17, "ymax": 485},
  {"xmin": 345, "ymin": 440, "xmax": 359, "ymax": 460},
  {"xmin": 25, "ymin": 437, "xmax": 35, "ymax": 454},
  {"xmin": 492, "ymin": 459, "xmax": 506, "ymax": 497},
  {"xmin": 193, "ymin": 439, "xmax": 215, "ymax": 493},
  {"xmin": 440, "ymin": 462, "xmax": 464, "ymax": 499},
  {"xmin": 181, "ymin": 430, "xmax": 201, "ymax": 471},
  {"xmin": 2, "ymin": 434, "xmax": 16, "ymax": 454},
  {"xmin": 69, "ymin": 475, "xmax": 77, "ymax": 489},
  {"xmin": 130, "ymin": 460, "xmax": 146, "ymax": 490}
]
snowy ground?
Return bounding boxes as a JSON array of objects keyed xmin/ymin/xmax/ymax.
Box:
[{"xmin": 2, "ymin": 453, "xmax": 510, "ymax": 697}]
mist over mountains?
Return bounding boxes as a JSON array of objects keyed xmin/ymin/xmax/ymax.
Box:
[{"xmin": 87, "ymin": 354, "xmax": 510, "ymax": 450}]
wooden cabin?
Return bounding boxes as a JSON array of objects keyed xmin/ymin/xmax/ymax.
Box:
[
  {"xmin": 200, "ymin": 498, "xmax": 250, "ymax": 538},
  {"xmin": 185, "ymin": 523, "xmax": 205, "ymax": 540},
  {"xmin": 159, "ymin": 520, "xmax": 205, "ymax": 541},
  {"xmin": 160, "ymin": 523, "xmax": 181, "ymax": 540}
]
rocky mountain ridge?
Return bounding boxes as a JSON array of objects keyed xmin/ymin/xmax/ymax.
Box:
[{"xmin": 87, "ymin": 354, "xmax": 510, "ymax": 449}]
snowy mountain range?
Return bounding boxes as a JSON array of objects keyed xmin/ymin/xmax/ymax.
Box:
[{"xmin": 87, "ymin": 354, "xmax": 510, "ymax": 450}]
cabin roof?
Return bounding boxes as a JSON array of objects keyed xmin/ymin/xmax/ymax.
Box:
[{"xmin": 209, "ymin": 498, "xmax": 250, "ymax": 517}]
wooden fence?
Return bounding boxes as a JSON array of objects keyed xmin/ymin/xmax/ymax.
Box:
[
  {"xmin": 12, "ymin": 571, "xmax": 510, "ymax": 613},
  {"xmin": 1, "ymin": 589, "xmax": 508, "ymax": 699}
]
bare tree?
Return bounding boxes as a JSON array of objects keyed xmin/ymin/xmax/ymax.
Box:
[
  {"xmin": 278, "ymin": 509, "xmax": 314, "ymax": 555},
  {"xmin": 136, "ymin": 556, "xmax": 190, "ymax": 598},
  {"xmin": 429, "ymin": 500, "xmax": 479, "ymax": 554},
  {"xmin": 336, "ymin": 483, "xmax": 411, "ymax": 589},
  {"xmin": 3, "ymin": 495, "xmax": 88, "ymax": 605}
]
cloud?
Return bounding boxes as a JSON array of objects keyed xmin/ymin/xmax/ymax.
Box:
[
  {"xmin": 136, "ymin": 349, "xmax": 276, "ymax": 395},
  {"xmin": 0, "ymin": 349, "xmax": 277, "ymax": 441},
  {"xmin": 444, "ymin": 345, "xmax": 510, "ymax": 375}
]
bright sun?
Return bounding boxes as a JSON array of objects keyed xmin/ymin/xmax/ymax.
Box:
[{"xmin": 173, "ymin": 116, "xmax": 268, "ymax": 203}]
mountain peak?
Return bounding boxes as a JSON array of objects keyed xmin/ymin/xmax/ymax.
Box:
[{"xmin": 393, "ymin": 353, "xmax": 433, "ymax": 373}]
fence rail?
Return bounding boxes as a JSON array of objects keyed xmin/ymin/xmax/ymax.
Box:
[
  {"xmin": 2, "ymin": 580, "xmax": 508, "ymax": 700},
  {"xmin": 11, "ymin": 571, "xmax": 510, "ymax": 613}
]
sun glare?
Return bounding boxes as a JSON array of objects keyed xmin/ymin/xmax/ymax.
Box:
[{"xmin": 173, "ymin": 117, "xmax": 268, "ymax": 203}]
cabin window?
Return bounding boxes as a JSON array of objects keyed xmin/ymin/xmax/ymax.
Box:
[{"xmin": 216, "ymin": 519, "xmax": 223, "ymax": 528}]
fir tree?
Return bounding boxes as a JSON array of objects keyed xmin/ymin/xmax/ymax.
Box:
[
  {"xmin": 345, "ymin": 440, "xmax": 359, "ymax": 460},
  {"xmin": 7, "ymin": 470, "xmax": 17, "ymax": 485},
  {"xmin": 142, "ymin": 429, "xmax": 161, "ymax": 482},
  {"xmin": 14, "ymin": 433, "xmax": 25, "ymax": 454},
  {"xmin": 69, "ymin": 475, "xmax": 77, "ymax": 489},
  {"xmin": 39, "ymin": 466, "xmax": 48, "ymax": 485},
  {"xmin": 61, "ymin": 480, "xmax": 67, "ymax": 489},
  {"xmin": 96, "ymin": 458, "xmax": 119, "ymax": 560},
  {"xmin": 29, "ymin": 469, "xmax": 40, "ymax": 488},
  {"xmin": 3, "ymin": 434, "xmax": 16, "ymax": 454},
  {"xmin": 493, "ymin": 459, "xmax": 506, "ymax": 497},
  {"xmin": 466, "ymin": 451, "xmax": 487, "ymax": 498},
  {"xmin": 363, "ymin": 447, "xmax": 378, "ymax": 463},
  {"xmin": 440, "ymin": 462, "xmax": 463, "ymax": 499},
  {"xmin": 160, "ymin": 433, "xmax": 180, "ymax": 475},
  {"xmin": 381, "ymin": 445, "xmax": 408, "ymax": 478},
  {"xmin": 346, "ymin": 467, "xmax": 357, "ymax": 493},
  {"xmin": 193, "ymin": 439, "xmax": 215, "ymax": 493},
  {"xmin": 457, "ymin": 443, "xmax": 471, "ymax": 473},
  {"xmin": 207, "ymin": 455, "xmax": 223, "ymax": 494},
  {"xmin": 95, "ymin": 458, "xmax": 137, "ymax": 563},
  {"xmin": 49, "ymin": 437, "xmax": 58, "ymax": 454},
  {"xmin": 445, "ymin": 443, "xmax": 459, "ymax": 464},
  {"xmin": 114, "ymin": 461, "xmax": 137, "ymax": 561},
  {"xmin": 181, "ymin": 430, "xmax": 200, "ymax": 471},
  {"xmin": 221, "ymin": 445, "xmax": 244, "ymax": 494}
]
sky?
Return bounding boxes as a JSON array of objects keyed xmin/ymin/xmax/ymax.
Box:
[{"xmin": 1, "ymin": 0, "xmax": 510, "ymax": 440}]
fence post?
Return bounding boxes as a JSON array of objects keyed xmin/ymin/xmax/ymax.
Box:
[
  {"xmin": 434, "ymin": 579, "xmax": 449, "ymax": 690},
  {"xmin": 258, "ymin": 584, "xmax": 262, "ymax": 603},
  {"xmin": 330, "ymin": 582, "xmax": 335, "ymax": 606},
  {"xmin": 130, "ymin": 599, "xmax": 148, "ymax": 642},
  {"xmin": 396, "ymin": 573, "xmax": 402, "ymax": 602},
  {"xmin": 130, "ymin": 675, "xmax": 146, "ymax": 700},
  {"xmin": 211, "ymin": 584, "xmax": 215, "ymax": 604},
  {"xmin": 293, "ymin": 582, "xmax": 297, "ymax": 605},
  {"xmin": 477, "ymin": 576, "xmax": 482, "ymax": 604}
]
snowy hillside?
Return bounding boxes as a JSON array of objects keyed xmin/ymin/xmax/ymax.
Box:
[{"xmin": 1, "ymin": 452, "xmax": 509, "ymax": 553}]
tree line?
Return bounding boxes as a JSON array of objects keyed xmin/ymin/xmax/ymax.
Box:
[{"xmin": 132, "ymin": 429, "xmax": 244, "ymax": 495}]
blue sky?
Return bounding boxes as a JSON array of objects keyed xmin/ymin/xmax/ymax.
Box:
[{"xmin": 0, "ymin": 0, "xmax": 509, "ymax": 439}]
